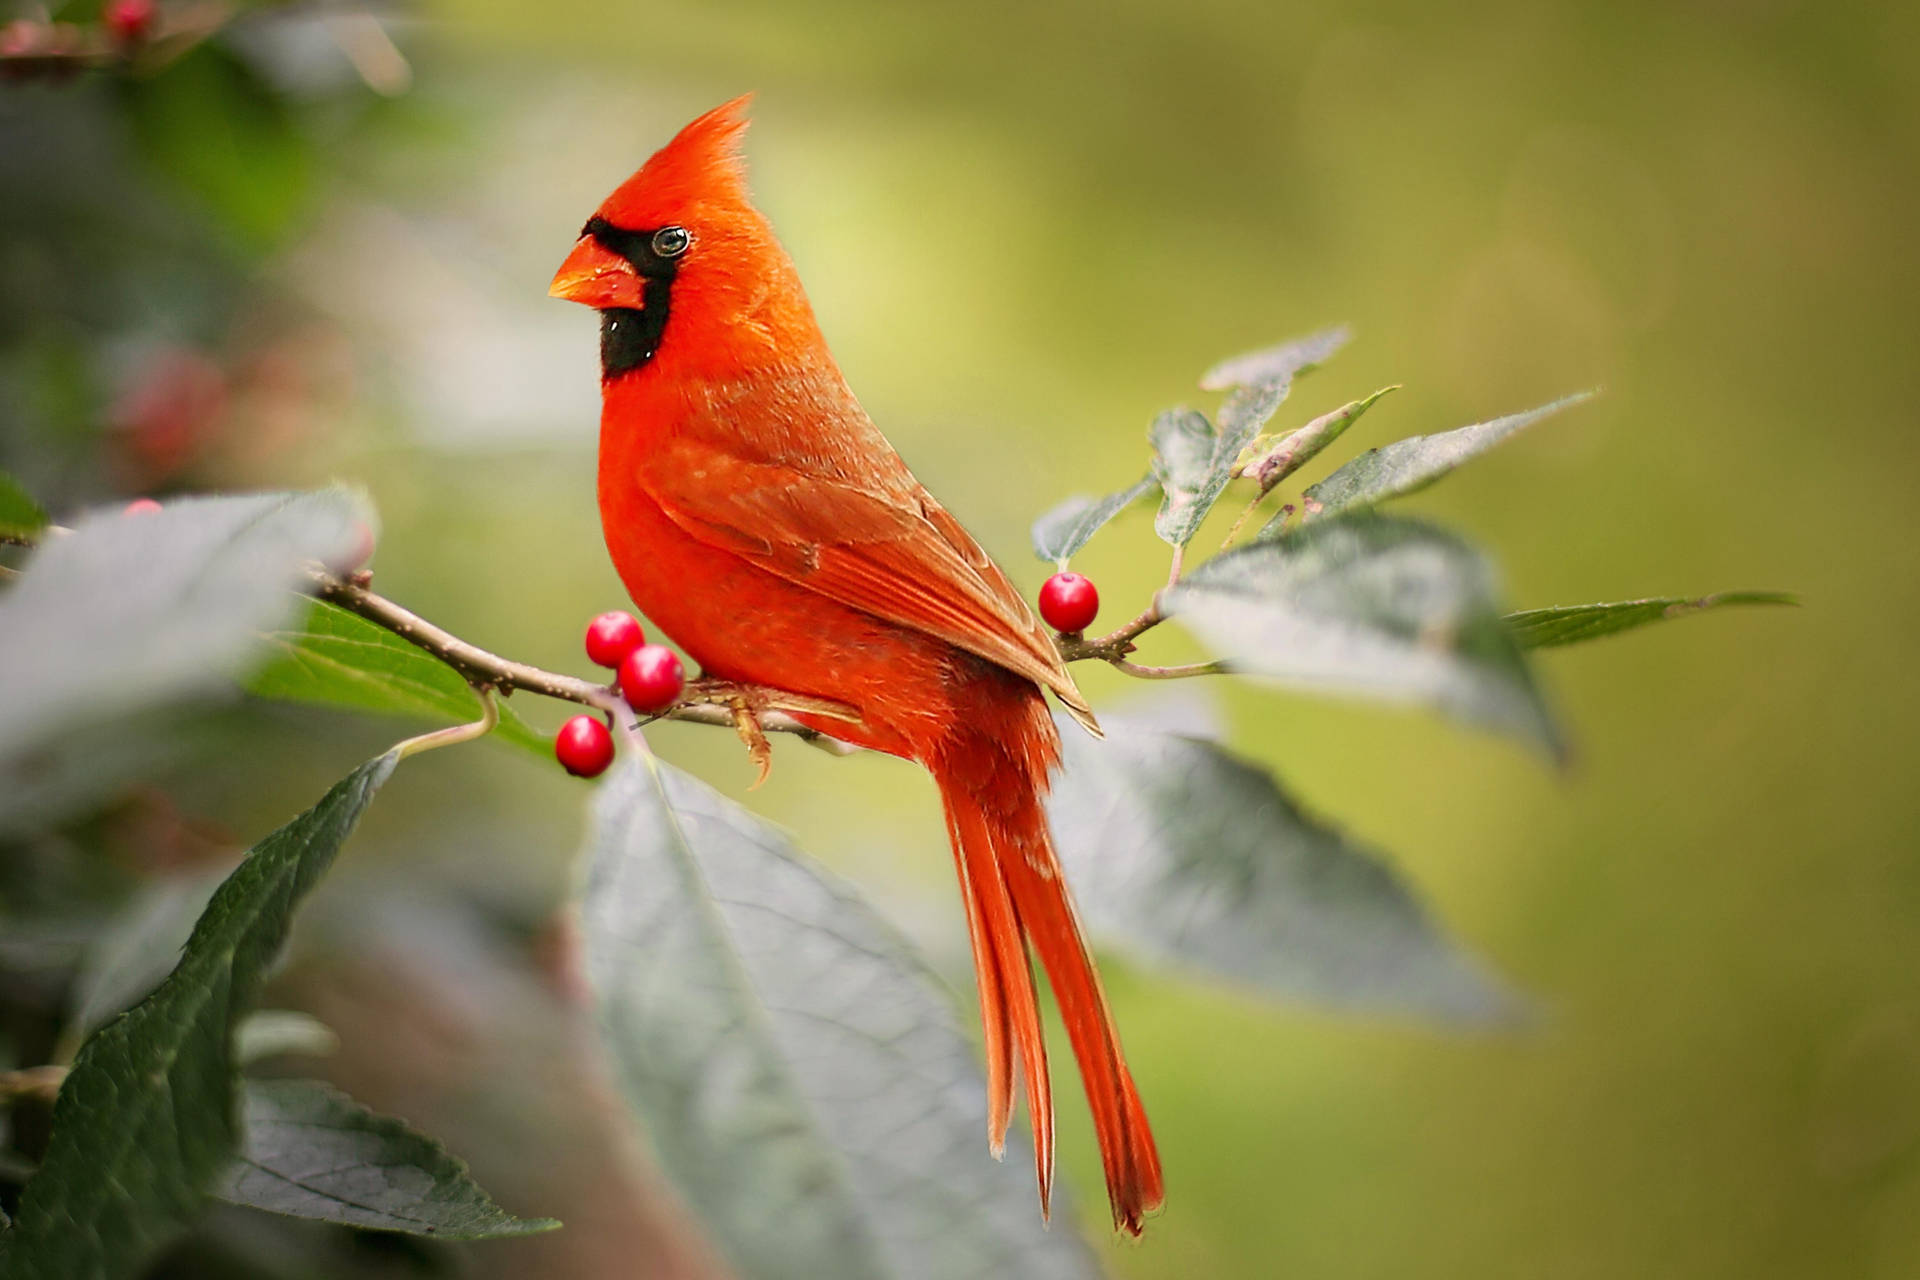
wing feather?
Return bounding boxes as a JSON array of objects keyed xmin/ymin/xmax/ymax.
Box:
[{"xmin": 638, "ymin": 436, "xmax": 1098, "ymax": 732}]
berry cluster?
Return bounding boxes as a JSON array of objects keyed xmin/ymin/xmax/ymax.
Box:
[{"xmin": 553, "ymin": 610, "xmax": 687, "ymax": 779}]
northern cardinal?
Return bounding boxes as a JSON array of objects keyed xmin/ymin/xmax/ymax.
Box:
[{"xmin": 550, "ymin": 97, "xmax": 1162, "ymax": 1233}]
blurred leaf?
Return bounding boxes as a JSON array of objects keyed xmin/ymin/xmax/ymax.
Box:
[
  {"xmin": 1053, "ymin": 722, "xmax": 1518, "ymax": 1022},
  {"xmin": 1166, "ymin": 513, "xmax": 1564, "ymax": 759},
  {"xmin": 1151, "ymin": 375, "xmax": 1289, "ymax": 548},
  {"xmin": 0, "ymin": 754, "xmax": 396, "ymax": 1280},
  {"xmin": 1199, "ymin": 325, "xmax": 1352, "ymax": 391},
  {"xmin": 1507, "ymin": 591, "xmax": 1798, "ymax": 649},
  {"xmin": 0, "ymin": 470, "xmax": 48, "ymax": 542},
  {"xmin": 249, "ymin": 598, "xmax": 547, "ymax": 757},
  {"xmin": 235, "ymin": 1011, "xmax": 338, "ymax": 1065},
  {"xmin": 121, "ymin": 45, "xmax": 315, "ymax": 249},
  {"xmin": 1303, "ymin": 392, "xmax": 1594, "ymax": 520},
  {"xmin": 581, "ymin": 759, "xmax": 1100, "ymax": 1280},
  {"xmin": 1030, "ymin": 475, "xmax": 1157, "ymax": 565},
  {"xmin": 63, "ymin": 866, "xmax": 229, "ymax": 1048},
  {"xmin": 216, "ymin": 1079, "xmax": 558, "ymax": 1239},
  {"xmin": 0, "ymin": 490, "xmax": 369, "ymax": 771}
]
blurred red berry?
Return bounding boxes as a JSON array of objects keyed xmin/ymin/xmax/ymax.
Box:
[
  {"xmin": 103, "ymin": 0, "xmax": 156, "ymax": 45},
  {"xmin": 584, "ymin": 611, "xmax": 646, "ymax": 668},
  {"xmin": 1038, "ymin": 572, "xmax": 1099, "ymax": 633},
  {"xmin": 123, "ymin": 497, "xmax": 163, "ymax": 516},
  {"xmin": 554, "ymin": 715, "xmax": 615, "ymax": 778},
  {"xmin": 618, "ymin": 644, "xmax": 685, "ymax": 713}
]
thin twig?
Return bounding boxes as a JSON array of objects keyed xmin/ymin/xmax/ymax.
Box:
[
  {"xmin": 1111, "ymin": 658, "xmax": 1229, "ymax": 680},
  {"xmin": 307, "ymin": 568, "xmax": 863, "ymax": 751}
]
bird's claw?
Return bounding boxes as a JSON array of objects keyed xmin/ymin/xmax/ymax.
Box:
[{"xmin": 727, "ymin": 696, "xmax": 774, "ymax": 789}]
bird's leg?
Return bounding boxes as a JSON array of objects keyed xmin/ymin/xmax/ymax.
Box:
[
  {"xmin": 685, "ymin": 677, "xmax": 777, "ymax": 787},
  {"xmin": 728, "ymin": 695, "xmax": 774, "ymax": 789}
]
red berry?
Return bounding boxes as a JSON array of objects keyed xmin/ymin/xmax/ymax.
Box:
[
  {"xmin": 122, "ymin": 497, "xmax": 163, "ymax": 516},
  {"xmin": 103, "ymin": 0, "xmax": 155, "ymax": 45},
  {"xmin": 618, "ymin": 644, "xmax": 685, "ymax": 713},
  {"xmin": 554, "ymin": 715, "xmax": 615, "ymax": 778},
  {"xmin": 584, "ymin": 611, "xmax": 646, "ymax": 668},
  {"xmin": 1038, "ymin": 572, "xmax": 1099, "ymax": 633}
]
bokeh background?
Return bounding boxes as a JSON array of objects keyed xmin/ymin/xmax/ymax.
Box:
[{"xmin": 4, "ymin": 0, "xmax": 1917, "ymax": 1275}]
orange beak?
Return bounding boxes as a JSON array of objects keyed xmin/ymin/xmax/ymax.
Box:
[{"xmin": 549, "ymin": 235, "xmax": 645, "ymax": 310}]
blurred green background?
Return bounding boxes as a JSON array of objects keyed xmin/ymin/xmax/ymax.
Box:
[{"xmin": 4, "ymin": 0, "xmax": 1917, "ymax": 1275}]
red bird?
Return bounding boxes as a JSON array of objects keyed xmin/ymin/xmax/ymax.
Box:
[{"xmin": 550, "ymin": 97, "xmax": 1163, "ymax": 1233}]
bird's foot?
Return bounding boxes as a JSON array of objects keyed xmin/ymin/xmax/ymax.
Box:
[
  {"xmin": 685, "ymin": 678, "xmax": 776, "ymax": 787},
  {"xmin": 729, "ymin": 697, "xmax": 774, "ymax": 789}
]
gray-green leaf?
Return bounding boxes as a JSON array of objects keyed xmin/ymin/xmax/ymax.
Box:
[
  {"xmin": 217, "ymin": 1079, "xmax": 558, "ymax": 1238},
  {"xmin": 0, "ymin": 754, "xmax": 396, "ymax": 1280},
  {"xmin": 249, "ymin": 598, "xmax": 547, "ymax": 756},
  {"xmin": 0, "ymin": 470, "xmax": 49, "ymax": 542},
  {"xmin": 581, "ymin": 758, "xmax": 1098, "ymax": 1280},
  {"xmin": 1165, "ymin": 513, "xmax": 1564, "ymax": 760},
  {"xmin": 0, "ymin": 489, "xmax": 370, "ymax": 771},
  {"xmin": 1150, "ymin": 377, "xmax": 1289, "ymax": 548},
  {"xmin": 1052, "ymin": 720, "xmax": 1518, "ymax": 1023},
  {"xmin": 1030, "ymin": 475, "xmax": 1158, "ymax": 565},
  {"xmin": 1507, "ymin": 591, "xmax": 1797, "ymax": 649},
  {"xmin": 1302, "ymin": 391, "xmax": 1594, "ymax": 519},
  {"xmin": 1199, "ymin": 325, "xmax": 1352, "ymax": 392}
]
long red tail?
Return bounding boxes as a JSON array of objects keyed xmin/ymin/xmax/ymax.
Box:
[{"xmin": 931, "ymin": 700, "xmax": 1163, "ymax": 1235}]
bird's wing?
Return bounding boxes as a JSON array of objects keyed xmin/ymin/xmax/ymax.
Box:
[{"xmin": 638, "ymin": 435, "xmax": 1099, "ymax": 733}]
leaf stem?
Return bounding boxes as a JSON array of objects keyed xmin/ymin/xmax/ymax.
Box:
[{"xmin": 392, "ymin": 685, "xmax": 499, "ymax": 760}]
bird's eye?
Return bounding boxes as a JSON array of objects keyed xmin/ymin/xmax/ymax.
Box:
[{"xmin": 651, "ymin": 226, "xmax": 691, "ymax": 259}]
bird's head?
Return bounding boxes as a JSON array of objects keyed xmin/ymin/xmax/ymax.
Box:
[{"xmin": 550, "ymin": 94, "xmax": 803, "ymax": 379}]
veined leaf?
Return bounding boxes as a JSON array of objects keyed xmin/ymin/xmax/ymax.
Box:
[
  {"xmin": 1052, "ymin": 719, "xmax": 1518, "ymax": 1023},
  {"xmin": 581, "ymin": 759, "xmax": 1098, "ymax": 1280},
  {"xmin": 1199, "ymin": 325, "xmax": 1352, "ymax": 392},
  {"xmin": 0, "ymin": 754, "xmax": 396, "ymax": 1280},
  {"xmin": 1303, "ymin": 391, "xmax": 1594, "ymax": 519},
  {"xmin": 1241, "ymin": 385, "xmax": 1400, "ymax": 494},
  {"xmin": 0, "ymin": 470, "xmax": 48, "ymax": 542},
  {"xmin": 1030, "ymin": 475, "xmax": 1158, "ymax": 566},
  {"xmin": 1165, "ymin": 512, "xmax": 1564, "ymax": 760},
  {"xmin": 217, "ymin": 1079, "xmax": 558, "ymax": 1239},
  {"xmin": 250, "ymin": 598, "xmax": 547, "ymax": 756},
  {"xmin": 0, "ymin": 489, "xmax": 370, "ymax": 771},
  {"xmin": 1507, "ymin": 591, "xmax": 1797, "ymax": 649}
]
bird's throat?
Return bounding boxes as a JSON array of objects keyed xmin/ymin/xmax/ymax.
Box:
[{"xmin": 600, "ymin": 305, "xmax": 669, "ymax": 379}]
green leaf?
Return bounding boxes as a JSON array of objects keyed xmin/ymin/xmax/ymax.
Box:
[
  {"xmin": 1052, "ymin": 718, "xmax": 1519, "ymax": 1023},
  {"xmin": 1199, "ymin": 324, "xmax": 1352, "ymax": 391},
  {"xmin": 1030, "ymin": 475, "xmax": 1158, "ymax": 565},
  {"xmin": 0, "ymin": 489, "xmax": 370, "ymax": 772},
  {"xmin": 1165, "ymin": 512, "xmax": 1564, "ymax": 759},
  {"xmin": 581, "ymin": 759, "xmax": 1099, "ymax": 1280},
  {"xmin": 217, "ymin": 1079, "xmax": 558, "ymax": 1239},
  {"xmin": 1150, "ymin": 375, "xmax": 1290, "ymax": 547},
  {"xmin": 0, "ymin": 470, "xmax": 48, "ymax": 542},
  {"xmin": 0, "ymin": 754, "xmax": 397, "ymax": 1280},
  {"xmin": 1302, "ymin": 391, "xmax": 1594, "ymax": 519},
  {"xmin": 1506, "ymin": 591, "xmax": 1798, "ymax": 649},
  {"xmin": 249, "ymin": 599, "xmax": 547, "ymax": 757},
  {"xmin": 1242, "ymin": 385, "xmax": 1400, "ymax": 494}
]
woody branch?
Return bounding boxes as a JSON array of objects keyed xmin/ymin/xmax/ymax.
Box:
[{"xmin": 307, "ymin": 567, "xmax": 1219, "ymax": 748}]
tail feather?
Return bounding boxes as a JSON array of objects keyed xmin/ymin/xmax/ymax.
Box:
[
  {"xmin": 934, "ymin": 725, "xmax": 1163, "ymax": 1235},
  {"xmin": 944, "ymin": 797, "xmax": 1055, "ymax": 1208}
]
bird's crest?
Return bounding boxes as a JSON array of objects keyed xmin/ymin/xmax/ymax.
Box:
[{"xmin": 597, "ymin": 94, "xmax": 754, "ymax": 229}]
